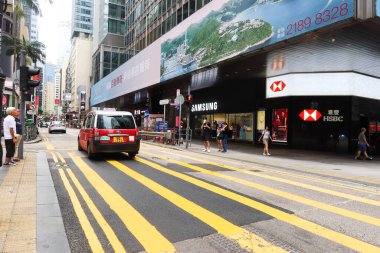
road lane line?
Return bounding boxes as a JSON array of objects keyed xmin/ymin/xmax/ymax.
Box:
[
  {"xmin": 108, "ymin": 160, "xmax": 286, "ymax": 253},
  {"xmin": 50, "ymin": 151, "xmax": 58, "ymax": 163},
  {"xmin": 66, "ymin": 169, "xmax": 127, "ymax": 253},
  {"xmin": 43, "ymin": 137, "xmax": 54, "ymax": 150},
  {"xmin": 156, "ymin": 150, "xmax": 380, "ymax": 207},
  {"xmin": 55, "ymin": 151, "xmax": 66, "ymax": 164},
  {"xmin": 142, "ymin": 151, "xmax": 380, "ymax": 227},
  {"xmin": 134, "ymin": 156, "xmax": 380, "ymax": 253},
  {"xmin": 58, "ymin": 169, "xmax": 104, "ymax": 253},
  {"xmin": 68, "ymin": 153, "xmax": 176, "ymax": 253},
  {"xmin": 171, "ymin": 149, "xmax": 380, "ymax": 196}
]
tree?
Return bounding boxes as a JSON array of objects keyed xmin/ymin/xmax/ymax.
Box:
[{"xmin": 2, "ymin": 36, "xmax": 46, "ymax": 64}]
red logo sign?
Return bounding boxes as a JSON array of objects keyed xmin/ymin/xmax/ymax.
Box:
[
  {"xmin": 55, "ymin": 99, "xmax": 60, "ymax": 105},
  {"xmin": 270, "ymin": 81, "xmax": 286, "ymax": 92},
  {"xmin": 299, "ymin": 110, "xmax": 322, "ymax": 122}
]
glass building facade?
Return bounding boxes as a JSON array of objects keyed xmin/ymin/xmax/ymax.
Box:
[{"xmin": 71, "ymin": 0, "xmax": 93, "ymax": 38}]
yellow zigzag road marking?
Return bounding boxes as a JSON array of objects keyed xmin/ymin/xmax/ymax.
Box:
[
  {"xmin": 108, "ymin": 160, "xmax": 286, "ymax": 253},
  {"xmin": 135, "ymin": 154, "xmax": 380, "ymax": 253},
  {"xmin": 58, "ymin": 169, "xmax": 104, "ymax": 253},
  {"xmin": 68, "ymin": 153, "xmax": 175, "ymax": 253}
]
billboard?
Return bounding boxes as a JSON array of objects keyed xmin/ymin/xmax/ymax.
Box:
[
  {"xmin": 91, "ymin": 0, "xmax": 355, "ymax": 106},
  {"xmin": 160, "ymin": 0, "xmax": 355, "ymax": 81}
]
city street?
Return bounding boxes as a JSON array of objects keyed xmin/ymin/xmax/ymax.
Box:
[{"xmin": 33, "ymin": 127, "xmax": 380, "ymax": 253}]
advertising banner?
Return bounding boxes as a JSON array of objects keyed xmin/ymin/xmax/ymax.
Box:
[
  {"xmin": 272, "ymin": 108, "xmax": 288, "ymax": 143},
  {"xmin": 160, "ymin": 0, "xmax": 355, "ymax": 81},
  {"xmin": 91, "ymin": 0, "xmax": 355, "ymax": 106}
]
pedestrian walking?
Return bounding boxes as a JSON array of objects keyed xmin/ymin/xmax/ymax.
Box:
[
  {"xmin": 3, "ymin": 107, "xmax": 18, "ymax": 166},
  {"xmin": 221, "ymin": 122, "xmax": 229, "ymax": 153},
  {"xmin": 217, "ymin": 123, "xmax": 223, "ymax": 151},
  {"xmin": 201, "ymin": 118, "xmax": 211, "ymax": 152},
  {"xmin": 354, "ymin": 128, "xmax": 373, "ymax": 160},
  {"xmin": 13, "ymin": 109, "xmax": 22, "ymax": 162},
  {"xmin": 258, "ymin": 126, "xmax": 272, "ymax": 156}
]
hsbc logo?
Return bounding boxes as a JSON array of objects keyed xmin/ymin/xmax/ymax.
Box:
[
  {"xmin": 270, "ymin": 81, "xmax": 286, "ymax": 92},
  {"xmin": 299, "ymin": 110, "xmax": 322, "ymax": 122}
]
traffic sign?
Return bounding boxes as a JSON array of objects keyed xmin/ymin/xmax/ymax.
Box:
[
  {"xmin": 175, "ymin": 94, "xmax": 184, "ymax": 105},
  {"xmin": 159, "ymin": 99, "xmax": 170, "ymax": 105}
]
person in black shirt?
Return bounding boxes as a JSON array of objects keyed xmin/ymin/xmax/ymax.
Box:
[{"xmin": 201, "ymin": 118, "xmax": 211, "ymax": 152}]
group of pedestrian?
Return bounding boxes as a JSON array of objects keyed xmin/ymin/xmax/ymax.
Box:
[
  {"xmin": 201, "ymin": 118, "xmax": 228, "ymax": 153},
  {"xmin": 2, "ymin": 107, "xmax": 22, "ymax": 167}
]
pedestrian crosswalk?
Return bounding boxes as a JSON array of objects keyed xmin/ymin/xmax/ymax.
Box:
[{"xmin": 44, "ymin": 142, "xmax": 380, "ymax": 253}]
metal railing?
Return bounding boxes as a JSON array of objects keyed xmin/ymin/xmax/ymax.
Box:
[
  {"xmin": 24, "ymin": 125, "xmax": 38, "ymax": 141},
  {"xmin": 139, "ymin": 128, "xmax": 192, "ymax": 147}
]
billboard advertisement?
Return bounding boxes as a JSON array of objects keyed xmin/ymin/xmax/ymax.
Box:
[
  {"xmin": 160, "ymin": 0, "xmax": 355, "ymax": 81},
  {"xmin": 272, "ymin": 108, "xmax": 288, "ymax": 143},
  {"xmin": 91, "ymin": 0, "xmax": 355, "ymax": 106}
]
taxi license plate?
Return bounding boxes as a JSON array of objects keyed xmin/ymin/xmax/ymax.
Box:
[{"xmin": 113, "ymin": 137, "xmax": 124, "ymax": 143}]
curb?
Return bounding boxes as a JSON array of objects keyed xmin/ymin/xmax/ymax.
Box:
[
  {"xmin": 36, "ymin": 151, "xmax": 70, "ymax": 253},
  {"xmin": 25, "ymin": 136, "xmax": 43, "ymax": 144}
]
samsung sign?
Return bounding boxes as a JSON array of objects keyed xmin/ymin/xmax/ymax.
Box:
[{"xmin": 191, "ymin": 102, "xmax": 218, "ymax": 112}]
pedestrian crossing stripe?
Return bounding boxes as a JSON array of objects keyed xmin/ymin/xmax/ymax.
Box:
[
  {"xmin": 58, "ymin": 169, "xmax": 104, "ymax": 253},
  {"xmin": 157, "ymin": 150, "xmax": 380, "ymax": 207},
  {"xmin": 142, "ymin": 151, "xmax": 380, "ymax": 226},
  {"xmin": 134, "ymin": 155, "xmax": 380, "ymax": 253},
  {"xmin": 108, "ymin": 160, "xmax": 286, "ymax": 253},
  {"xmin": 68, "ymin": 153, "xmax": 176, "ymax": 253}
]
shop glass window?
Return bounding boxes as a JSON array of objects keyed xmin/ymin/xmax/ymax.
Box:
[
  {"xmin": 104, "ymin": 51, "xmax": 111, "ymax": 63},
  {"xmin": 271, "ymin": 108, "xmax": 288, "ymax": 143}
]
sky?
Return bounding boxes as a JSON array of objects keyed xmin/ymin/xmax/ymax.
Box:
[{"xmin": 39, "ymin": 0, "xmax": 72, "ymax": 65}]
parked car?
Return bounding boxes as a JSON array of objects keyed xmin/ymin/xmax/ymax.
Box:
[
  {"xmin": 78, "ymin": 110, "xmax": 140, "ymax": 159},
  {"xmin": 48, "ymin": 121, "xmax": 66, "ymax": 134},
  {"xmin": 39, "ymin": 121, "xmax": 48, "ymax": 128}
]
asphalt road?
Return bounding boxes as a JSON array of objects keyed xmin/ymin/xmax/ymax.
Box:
[{"xmin": 33, "ymin": 127, "xmax": 380, "ymax": 253}]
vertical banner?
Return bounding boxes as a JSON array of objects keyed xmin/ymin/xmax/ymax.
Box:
[
  {"xmin": 272, "ymin": 108, "xmax": 288, "ymax": 143},
  {"xmin": 80, "ymin": 91, "xmax": 86, "ymax": 111}
]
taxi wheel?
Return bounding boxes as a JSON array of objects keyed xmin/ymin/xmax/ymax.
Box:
[
  {"xmin": 78, "ymin": 139, "xmax": 83, "ymax": 151},
  {"xmin": 87, "ymin": 143, "xmax": 95, "ymax": 159},
  {"xmin": 128, "ymin": 153, "xmax": 137, "ymax": 159}
]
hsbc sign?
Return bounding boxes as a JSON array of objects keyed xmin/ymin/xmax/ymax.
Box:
[
  {"xmin": 270, "ymin": 81, "xmax": 286, "ymax": 92},
  {"xmin": 299, "ymin": 109, "xmax": 344, "ymax": 122},
  {"xmin": 299, "ymin": 110, "xmax": 322, "ymax": 122}
]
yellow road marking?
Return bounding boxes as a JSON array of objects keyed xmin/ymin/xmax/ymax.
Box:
[
  {"xmin": 156, "ymin": 150, "xmax": 380, "ymax": 207},
  {"xmin": 134, "ymin": 156, "xmax": 380, "ymax": 253},
  {"xmin": 141, "ymin": 151, "xmax": 380, "ymax": 227},
  {"xmin": 55, "ymin": 151, "xmax": 66, "ymax": 164},
  {"xmin": 58, "ymin": 169, "xmax": 104, "ymax": 253},
  {"xmin": 66, "ymin": 169, "xmax": 126, "ymax": 253},
  {"xmin": 108, "ymin": 160, "xmax": 285, "ymax": 253},
  {"xmin": 68, "ymin": 153, "xmax": 175, "ymax": 253},
  {"xmin": 174, "ymin": 149, "xmax": 380, "ymax": 196},
  {"xmin": 43, "ymin": 137, "xmax": 54, "ymax": 150},
  {"xmin": 50, "ymin": 151, "xmax": 58, "ymax": 163}
]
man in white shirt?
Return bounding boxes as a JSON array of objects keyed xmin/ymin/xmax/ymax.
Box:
[{"xmin": 3, "ymin": 107, "xmax": 18, "ymax": 166}]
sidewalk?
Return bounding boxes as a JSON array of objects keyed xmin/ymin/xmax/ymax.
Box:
[
  {"xmin": 143, "ymin": 138, "xmax": 380, "ymax": 186},
  {"xmin": 0, "ymin": 151, "xmax": 70, "ymax": 253}
]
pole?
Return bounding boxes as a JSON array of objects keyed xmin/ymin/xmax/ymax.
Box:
[
  {"xmin": 178, "ymin": 94, "xmax": 181, "ymax": 146},
  {"xmin": 185, "ymin": 86, "xmax": 190, "ymax": 149},
  {"xmin": 163, "ymin": 104, "xmax": 166, "ymax": 122},
  {"xmin": 0, "ymin": 71, "xmax": 5, "ymax": 165},
  {"xmin": 18, "ymin": 50, "xmax": 26, "ymax": 159}
]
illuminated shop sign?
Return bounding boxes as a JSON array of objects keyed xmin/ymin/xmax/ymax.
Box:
[
  {"xmin": 299, "ymin": 109, "xmax": 343, "ymax": 122},
  {"xmin": 191, "ymin": 102, "xmax": 218, "ymax": 112},
  {"xmin": 323, "ymin": 109, "xmax": 343, "ymax": 122},
  {"xmin": 270, "ymin": 81, "xmax": 286, "ymax": 92}
]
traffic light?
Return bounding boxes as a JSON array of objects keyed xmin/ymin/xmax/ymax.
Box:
[
  {"xmin": 20, "ymin": 66, "xmax": 40, "ymax": 93},
  {"xmin": 186, "ymin": 94, "xmax": 193, "ymax": 105}
]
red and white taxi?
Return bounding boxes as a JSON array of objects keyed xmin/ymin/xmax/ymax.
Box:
[{"xmin": 78, "ymin": 110, "xmax": 140, "ymax": 159}]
